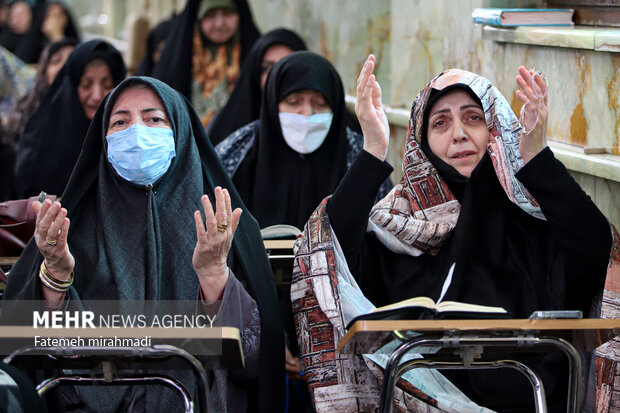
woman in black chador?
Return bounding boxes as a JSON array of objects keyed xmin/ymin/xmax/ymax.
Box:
[
  {"xmin": 207, "ymin": 28, "xmax": 306, "ymax": 145},
  {"xmin": 152, "ymin": 0, "xmax": 260, "ymax": 127},
  {"xmin": 3, "ymin": 76, "xmax": 284, "ymax": 412},
  {"xmin": 13, "ymin": 39, "xmax": 126, "ymax": 198},
  {"xmin": 292, "ymin": 55, "xmax": 616, "ymax": 412}
]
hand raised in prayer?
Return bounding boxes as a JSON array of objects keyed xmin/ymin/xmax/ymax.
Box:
[
  {"xmin": 356, "ymin": 54, "xmax": 390, "ymax": 161},
  {"xmin": 192, "ymin": 187, "xmax": 242, "ymax": 300},
  {"xmin": 32, "ymin": 199, "xmax": 75, "ymax": 283},
  {"xmin": 516, "ymin": 65, "xmax": 549, "ymax": 164}
]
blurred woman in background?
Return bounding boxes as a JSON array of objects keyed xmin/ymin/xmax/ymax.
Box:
[
  {"xmin": 14, "ymin": 39, "xmax": 126, "ymax": 198},
  {"xmin": 153, "ymin": 0, "xmax": 260, "ymax": 127},
  {"xmin": 14, "ymin": 0, "xmax": 80, "ymax": 64},
  {"xmin": 207, "ymin": 28, "xmax": 306, "ymax": 145}
]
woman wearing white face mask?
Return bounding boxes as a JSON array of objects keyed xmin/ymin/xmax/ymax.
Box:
[{"xmin": 215, "ymin": 51, "xmax": 392, "ymax": 230}]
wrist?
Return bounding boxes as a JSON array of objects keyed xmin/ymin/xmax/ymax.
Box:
[
  {"xmin": 43, "ymin": 259, "xmax": 73, "ymax": 282},
  {"xmin": 363, "ymin": 143, "xmax": 388, "ymax": 161},
  {"xmin": 195, "ymin": 262, "xmax": 228, "ymax": 281}
]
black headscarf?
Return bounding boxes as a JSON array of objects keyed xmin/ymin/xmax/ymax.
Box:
[
  {"xmin": 13, "ymin": 39, "xmax": 126, "ymax": 198},
  {"xmin": 232, "ymin": 51, "xmax": 349, "ymax": 230},
  {"xmin": 4, "ymin": 76, "xmax": 284, "ymax": 412},
  {"xmin": 3, "ymin": 37, "xmax": 78, "ymax": 147},
  {"xmin": 0, "ymin": 1, "xmax": 32, "ymax": 53},
  {"xmin": 134, "ymin": 16, "xmax": 175, "ymax": 77},
  {"xmin": 152, "ymin": 0, "xmax": 260, "ymax": 100},
  {"xmin": 13, "ymin": 1, "xmax": 79, "ymax": 63},
  {"xmin": 206, "ymin": 28, "xmax": 307, "ymax": 145}
]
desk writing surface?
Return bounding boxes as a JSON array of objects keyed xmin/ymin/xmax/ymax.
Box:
[
  {"xmin": 0, "ymin": 326, "xmax": 243, "ymax": 370},
  {"xmin": 338, "ymin": 319, "xmax": 620, "ymax": 354},
  {"xmin": 263, "ymin": 239, "xmax": 296, "ymax": 250},
  {"xmin": 0, "ymin": 256, "xmax": 19, "ymax": 266}
]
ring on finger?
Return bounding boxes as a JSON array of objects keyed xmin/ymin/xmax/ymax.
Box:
[
  {"xmin": 217, "ymin": 223, "xmax": 228, "ymax": 232},
  {"xmin": 46, "ymin": 238, "xmax": 58, "ymax": 246}
]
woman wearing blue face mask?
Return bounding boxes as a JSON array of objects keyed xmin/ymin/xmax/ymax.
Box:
[
  {"xmin": 3, "ymin": 77, "xmax": 284, "ymax": 412},
  {"xmin": 216, "ymin": 51, "xmax": 392, "ymax": 230}
]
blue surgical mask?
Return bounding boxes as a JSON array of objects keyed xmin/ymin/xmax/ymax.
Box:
[
  {"xmin": 278, "ymin": 112, "xmax": 333, "ymax": 154},
  {"xmin": 106, "ymin": 124, "xmax": 176, "ymax": 186}
]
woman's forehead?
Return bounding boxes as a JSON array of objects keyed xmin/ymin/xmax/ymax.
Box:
[
  {"xmin": 432, "ymin": 90, "xmax": 481, "ymax": 111},
  {"xmin": 111, "ymin": 86, "xmax": 164, "ymax": 112}
]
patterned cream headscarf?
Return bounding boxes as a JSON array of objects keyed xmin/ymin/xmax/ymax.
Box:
[{"xmin": 369, "ymin": 69, "xmax": 545, "ymax": 257}]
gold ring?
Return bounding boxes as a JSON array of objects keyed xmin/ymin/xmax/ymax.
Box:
[
  {"xmin": 46, "ymin": 238, "xmax": 58, "ymax": 246},
  {"xmin": 217, "ymin": 224, "xmax": 228, "ymax": 232}
]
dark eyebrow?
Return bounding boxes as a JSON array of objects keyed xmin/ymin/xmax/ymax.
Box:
[
  {"xmin": 430, "ymin": 104, "xmax": 482, "ymax": 118},
  {"xmin": 110, "ymin": 109, "xmax": 130, "ymax": 117},
  {"xmin": 429, "ymin": 108, "xmax": 450, "ymax": 118},
  {"xmin": 460, "ymin": 104, "xmax": 482, "ymax": 111},
  {"xmin": 140, "ymin": 108, "xmax": 165, "ymax": 115},
  {"xmin": 110, "ymin": 108, "xmax": 165, "ymax": 117}
]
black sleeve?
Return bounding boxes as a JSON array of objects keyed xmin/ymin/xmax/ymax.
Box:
[
  {"xmin": 515, "ymin": 147, "xmax": 612, "ymax": 278},
  {"xmin": 327, "ymin": 149, "xmax": 393, "ymax": 265}
]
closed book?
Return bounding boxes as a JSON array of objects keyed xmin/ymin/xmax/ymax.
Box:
[
  {"xmin": 346, "ymin": 296, "xmax": 510, "ymax": 330},
  {"xmin": 472, "ymin": 8, "xmax": 574, "ymax": 27}
]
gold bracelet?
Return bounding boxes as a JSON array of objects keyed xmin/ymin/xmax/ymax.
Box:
[
  {"xmin": 40, "ymin": 261, "xmax": 73, "ymax": 290},
  {"xmin": 39, "ymin": 269, "xmax": 69, "ymax": 292}
]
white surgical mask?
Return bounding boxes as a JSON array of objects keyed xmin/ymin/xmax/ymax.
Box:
[
  {"xmin": 106, "ymin": 124, "xmax": 176, "ymax": 186},
  {"xmin": 278, "ymin": 112, "xmax": 333, "ymax": 154}
]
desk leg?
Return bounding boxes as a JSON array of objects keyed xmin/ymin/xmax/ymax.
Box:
[
  {"xmin": 379, "ymin": 337, "xmax": 573, "ymax": 413},
  {"xmin": 395, "ymin": 359, "xmax": 547, "ymax": 413},
  {"xmin": 379, "ymin": 337, "xmax": 428, "ymax": 413},
  {"xmin": 37, "ymin": 375, "xmax": 195, "ymax": 413},
  {"xmin": 536, "ymin": 337, "xmax": 581, "ymax": 413}
]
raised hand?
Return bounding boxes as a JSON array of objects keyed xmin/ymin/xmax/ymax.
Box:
[
  {"xmin": 192, "ymin": 187, "xmax": 242, "ymax": 300},
  {"xmin": 516, "ymin": 65, "xmax": 548, "ymax": 164},
  {"xmin": 355, "ymin": 54, "xmax": 390, "ymax": 161},
  {"xmin": 32, "ymin": 199, "xmax": 75, "ymax": 281}
]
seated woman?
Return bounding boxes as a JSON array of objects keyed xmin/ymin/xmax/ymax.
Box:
[
  {"xmin": 207, "ymin": 27, "xmax": 306, "ymax": 145},
  {"xmin": 3, "ymin": 76, "xmax": 283, "ymax": 412},
  {"xmin": 4, "ymin": 38, "xmax": 78, "ymax": 147},
  {"xmin": 292, "ymin": 55, "xmax": 617, "ymax": 412},
  {"xmin": 216, "ymin": 51, "xmax": 392, "ymax": 231},
  {"xmin": 14, "ymin": 1, "xmax": 80, "ymax": 64},
  {"xmin": 153, "ymin": 0, "xmax": 260, "ymax": 127},
  {"xmin": 13, "ymin": 39, "xmax": 126, "ymax": 198},
  {"xmin": 135, "ymin": 16, "xmax": 176, "ymax": 77}
]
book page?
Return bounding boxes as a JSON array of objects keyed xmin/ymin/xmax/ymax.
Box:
[
  {"xmin": 436, "ymin": 301, "xmax": 507, "ymax": 314},
  {"xmin": 371, "ymin": 296, "xmax": 436, "ymax": 313}
]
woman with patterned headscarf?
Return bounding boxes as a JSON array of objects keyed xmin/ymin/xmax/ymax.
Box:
[
  {"xmin": 292, "ymin": 55, "xmax": 617, "ymax": 412},
  {"xmin": 152, "ymin": 0, "xmax": 260, "ymax": 127}
]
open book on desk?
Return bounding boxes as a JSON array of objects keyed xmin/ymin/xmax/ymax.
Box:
[{"xmin": 345, "ymin": 296, "xmax": 510, "ymax": 331}]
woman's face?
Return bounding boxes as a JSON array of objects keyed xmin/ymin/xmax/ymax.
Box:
[
  {"xmin": 77, "ymin": 60, "xmax": 114, "ymax": 120},
  {"xmin": 426, "ymin": 89, "xmax": 490, "ymax": 178},
  {"xmin": 42, "ymin": 3, "xmax": 68, "ymax": 39},
  {"xmin": 45, "ymin": 44, "xmax": 74, "ymax": 85},
  {"xmin": 8, "ymin": 1, "xmax": 31, "ymax": 34},
  {"xmin": 200, "ymin": 7, "xmax": 238, "ymax": 44},
  {"xmin": 260, "ymin": 44, "xmax": 294, "ymax": 88},
  {"xmin": 278, "ymin": 90, "xmax": 331, "ymax": 116},
  {"xmin": 107, "ymin": 86, "xmax": 171, "ymax": 135}
]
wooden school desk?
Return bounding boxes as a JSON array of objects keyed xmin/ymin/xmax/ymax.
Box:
[
  {"xmin": 1, "ymin": 326, "xmax": 243, "ymax": 413},
  {"xmin": 338, "ymin": 319, "xmax": 620, "ymax": 413}
]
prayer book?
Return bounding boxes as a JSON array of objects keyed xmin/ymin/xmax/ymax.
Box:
[
  {"xmin": 471, "ymin": 8, "xmax": 574, "ymax": 27},
  {"xmin": 346, "ymin": 297, "xmax": 509, "ymax": 330},
  {"xmin": 260, "ymin": 224, "xmax": 302, "ymax": 240}
]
